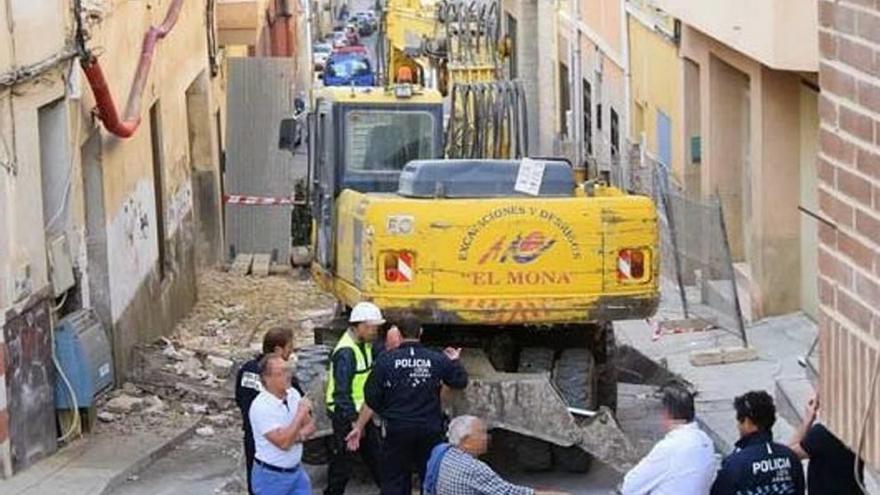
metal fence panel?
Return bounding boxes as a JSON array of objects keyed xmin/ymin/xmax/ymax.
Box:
[
  {"xmin": 224, "ymin": 58, "xmax": 298, "ymax": 261},
  {"xmin": 621, "ymin": 151, "xmax": 748, "ymax": 345}
]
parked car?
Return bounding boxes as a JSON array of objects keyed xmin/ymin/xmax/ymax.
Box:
[
  {"xmin": 331, "ymin": 31, "xmax": 348, "ymax": 49},
  {"xmin": 313, "ymin": 43, "xmax": 332, "ymax": 70},
  {"xmin": 351, "ymin": 14, "xmax": 373, "ymax": 36},
  {"xmin": 333, "ymin": 45, "xmax": 368, "ymax": 56},
  {"xmin": 323, "ymin": 52, "xmax": 375, "ymax": 87},
  {"xmin": 353, "ymin": 10, "xmax": 378, "ymax": 31}
]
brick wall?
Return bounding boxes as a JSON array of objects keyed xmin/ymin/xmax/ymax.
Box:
[{"xmin": 817, "ymin": 0, "xmax": 880, "ymax": 472}]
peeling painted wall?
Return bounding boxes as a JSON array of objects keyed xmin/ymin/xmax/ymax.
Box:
[{"xmin": 107, "ymin": 180, "xmax": 160, "ymax": 320}]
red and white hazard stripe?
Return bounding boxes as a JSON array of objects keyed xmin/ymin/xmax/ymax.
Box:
[
  {"xmin": 397, "ymin": 252, "xmax": 414, "ymax": 282},
  {"xmin": 224, "ymin": 194, "xmax": 304, "ymax": 206}
]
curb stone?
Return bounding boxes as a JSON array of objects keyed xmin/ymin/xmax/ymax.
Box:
[{"xmin": 101, "ymin": 418, "xmax": 202, "ymax": 495}]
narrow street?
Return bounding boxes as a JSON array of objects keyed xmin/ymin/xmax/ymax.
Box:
[
  {"xmin": 105, "ymin": 263, "xmax": 667, "ymax": 495},
  {"xmin": 6, "ymin": 0, "xmax": 877, "ymax": 493}
]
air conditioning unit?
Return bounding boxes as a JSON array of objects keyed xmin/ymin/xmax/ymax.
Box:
[{"xmin": 54, "ymin": 309, "xmax": 114, "ymax": 410}]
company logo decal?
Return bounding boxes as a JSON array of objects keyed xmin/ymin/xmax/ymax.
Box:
[{"xmin": 478, "ymin": 231, "xmax": 557, "ymax": 265}]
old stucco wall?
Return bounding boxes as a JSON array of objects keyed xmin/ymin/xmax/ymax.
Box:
[{"xmin": 80, "ymin": 0, "xmax": 221, "ymax": 374}]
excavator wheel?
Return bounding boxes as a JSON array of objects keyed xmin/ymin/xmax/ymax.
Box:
[
  {"xmin": 550, "ymin": 348, "xmax": 596, "ymax": 473},
  {"xmin": 594, "ymin": 323, "xmax": 618, "ymax": 412},
  {"xmin": 511, "ymin": 347, "xmax": 556, "ymax": 471},
  {"xmin": 552, "ymin": 348, "xmax": 597, "ymax": 410},
  {"xmin": 295, "ymin": 344, "xmax": 333, "ymax": 465},
  {"xmin": 552, "ymin": 445, "xmax": 594, "ymax": 474}
]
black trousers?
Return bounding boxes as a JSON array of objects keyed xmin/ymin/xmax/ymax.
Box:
[
  {"xmin": 380, "ymin": 427, "xmax": 443, "ymax": 495},
  {"xmin": 324, "ymin": 413, "xmax": 382, "ymax": 495},
  {"xmin": 244, "ymin": 431, "xmax": 256, "ymax": 495}
]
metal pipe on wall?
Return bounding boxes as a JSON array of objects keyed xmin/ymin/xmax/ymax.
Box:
[{"xmin": 79, "ymin": 0, "xmax": 184, "ymax": 138}]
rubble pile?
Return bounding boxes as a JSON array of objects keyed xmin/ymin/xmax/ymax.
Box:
[
  {"xmin": 96, "ymin": 268, "xmax": 336, "ymax": 436},
  {"xmin": 171, "ymin": 269, "xmax": 335, "ymax": 357}
]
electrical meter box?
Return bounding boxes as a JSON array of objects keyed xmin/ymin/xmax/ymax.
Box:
[{"xmin": 54, "ymin": 309, "xmax": 114, "ymax": 409}]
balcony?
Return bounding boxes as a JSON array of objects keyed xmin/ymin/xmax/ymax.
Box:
[
  {"xmin": 217, "ymin": 0, "xmax": 271, "ymax": 47},
  {"xmin": 654, "ymin": 0, "xmax": 818, "ymax": 71}
]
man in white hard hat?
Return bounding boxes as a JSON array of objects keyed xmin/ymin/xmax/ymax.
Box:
[{"xmin": 323, "ymin": 302, "xmax": 385, "ymax": 495}]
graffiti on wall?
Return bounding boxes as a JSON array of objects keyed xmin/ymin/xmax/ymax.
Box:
[
  {"xmin": 108, "ymin": 180, "xmax": 158, "ymax": 320},
  {"xmin": 3, "ymin": 297, "xmax": 56, "ymax": 470}
]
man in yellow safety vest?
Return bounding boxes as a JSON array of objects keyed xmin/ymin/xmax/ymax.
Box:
[{"xmin": 324, "ymin": 302, "xmax": 384, "ymax": 495}]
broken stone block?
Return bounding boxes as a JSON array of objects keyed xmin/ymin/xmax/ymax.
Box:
[
  {"xmin": 122, "ymin": 382, "xmax": 140, "ymax": 395},
  {"xmin": 207, "ymin": 355, "xmax": 234, "ymax": 378},
  {"xmin": 105, "ymin": 395, "xmax": 144, "ymax": 414},
  {"xmin": 97, "ymin": 411, "xmax": 118, "ymax": 422},
  {"xmin": 186, "ymin": 403, "xmax": 209, "ymax": 415},
  {"xmin": 143, "ymin": 395, "xmax": 165, "ymax": 413},
  {"xmin": 196, "ymin": 426, "xmax": 215, "ymax": 437},
  {"xmin": 206, "ymin": 414, "xmax": 230, "ymax": 427},
  {"xmin": 175, "ymin": 357, "xmax": 207, "ymax": 380},
  {"xmin": 163, "ymin": 345, "xmax": 184, "ymax": 361}
]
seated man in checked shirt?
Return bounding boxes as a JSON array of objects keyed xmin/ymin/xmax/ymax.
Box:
[{"xmin": 424, "ymin": 415, "xmax": 566, "ymax": 495}]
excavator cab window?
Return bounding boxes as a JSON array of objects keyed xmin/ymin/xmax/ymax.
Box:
[
  {"xmin": 338, "ymin": 107, "xmax": 440, "ymax": 192},
  {"xmin": 346, "ymin": 111, "xmax": 434, "ymax": 171}
]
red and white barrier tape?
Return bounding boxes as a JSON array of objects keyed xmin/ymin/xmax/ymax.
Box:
[{"xmin": 223, "ymin": 194, "xmax": 306, "ymax": 206}]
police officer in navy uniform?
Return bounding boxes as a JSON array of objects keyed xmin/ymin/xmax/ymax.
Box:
[
  {"xmin": 711, "ymin": 390, "xmax": 805, "ymax": 495},
  {"xmin": 365, "ymin": 315, "xmax": 469, "ymax": 495},
  {"xmin": 324, "ymin": 302, "xmax": 385, "ymax": 495},
  {"xmin": 235, "ymin": 327, "xmax": 303, "ymax": 495}
]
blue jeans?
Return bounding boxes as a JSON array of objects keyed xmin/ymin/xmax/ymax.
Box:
[{"xmin": 252, "ymin": 462, "xmax": 312, "ymax": 495}]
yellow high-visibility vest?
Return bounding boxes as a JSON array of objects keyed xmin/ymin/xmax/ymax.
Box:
[{"xmin": 326, "ymin": 330, "xmax": 373, "ymax": 413}]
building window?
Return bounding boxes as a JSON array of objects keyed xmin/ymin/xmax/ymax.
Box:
[
  {"xmin": 559, "ymin": 62, "xmax": 571, "ymax": 137},
  {"xmin": 507, "ymin": 14, "xmax": 517, "ymax": 79},
  {"xmin": 610, "ymin": 107, "xmax": 619, "ymax": 159},
  {"xmin": 150, "ymin": 103, "xmax": 167, "ymax": 280},
  {"xmin": 596, "ymin": 103, "xmax": 602, "ymax": 131},
  {"xmin": 583, "ymin": 79, "xmax": 592, "ymax": 156}
]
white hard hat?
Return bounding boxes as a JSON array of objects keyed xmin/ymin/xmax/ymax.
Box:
[{"xmin": 349, "ymin": 302, "xmax": 385, "ymax": 325}]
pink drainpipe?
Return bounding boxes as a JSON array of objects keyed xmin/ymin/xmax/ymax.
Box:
[{"xmin": 81, "ymin": 0, "xmax": 184, "ymax": 138}]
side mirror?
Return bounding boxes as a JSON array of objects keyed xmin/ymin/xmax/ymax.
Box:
[{"xmin": 279, "ymin": 117, "xmax": 300, "ymax": 152}]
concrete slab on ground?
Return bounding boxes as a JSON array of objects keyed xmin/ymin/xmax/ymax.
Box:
[{"xmin": 1, "ymin": 418, "xmax": 200, "ymax": 495}]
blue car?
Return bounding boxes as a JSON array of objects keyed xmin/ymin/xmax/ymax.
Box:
[{"xmin": 323, "ymin": 52, "xmax": 375, "ymax": 87}]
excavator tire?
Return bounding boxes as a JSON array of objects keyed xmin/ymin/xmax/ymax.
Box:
[
  {"xmin": 594, "ymin": 323, "xmax": 618, "ymax": 412},
  {"xmin": 512, "ymin": 347, "xmax": 555, "ymax": 471},
  {"xmin": 295, "ymin": 344, "xmax": 332, "ymax": 465},
  {"xmin": 552, "ymin": 348, "xmax": 597, "ymax": 410},
  {"xmin": 550, "ymin": 348, "xmax": 596, "ymax": 473},
  {"xmin": 513, "ymin": 436, "xmax": 554, "ymax": 472},
  {"xmin": 552, "ymin": 445, "xmax": 594, "ymax": 474}
]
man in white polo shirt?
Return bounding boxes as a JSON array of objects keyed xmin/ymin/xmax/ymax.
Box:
[{"xmin": 250, "ymin": 354, "xmax": 316, "ymax": 495}]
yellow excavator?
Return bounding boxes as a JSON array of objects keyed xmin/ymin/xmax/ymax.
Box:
[
  {"xmin": 286, "ymin": 88, "xmax": 658, "ymax": 472},
  {"xmin": 283, "ymin": 0, "xmax": 659, "ymax": 474},
  {"xmin": 376, "ymin": 0, "xmax": 527, "ymax": 159}
]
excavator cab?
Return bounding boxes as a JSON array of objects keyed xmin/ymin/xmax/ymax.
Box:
[{"xmin": 306, "ymin": 86, "xmax": 444, "ymax": 270}]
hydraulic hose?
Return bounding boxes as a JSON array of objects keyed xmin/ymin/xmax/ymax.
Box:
[{"xmin": 81, "ymin": 0, "xmax": 184, "ymax": 138}]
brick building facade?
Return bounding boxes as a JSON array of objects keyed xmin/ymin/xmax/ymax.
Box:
[{"xmin": 816, "ymin": 0, "xmax": 880, "ymax": 471}]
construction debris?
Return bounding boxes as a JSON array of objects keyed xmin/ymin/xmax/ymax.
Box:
[
  {"xmin": 196, "ymin": 426, "xmax": 216, "ymax": 437},
  {"xmin": 92, "ymin": 268, "xmax": 334, "ymax": 447},
  {"xmin": 105, "ymin": 395, "xmax": 145, "ymax": 414}
]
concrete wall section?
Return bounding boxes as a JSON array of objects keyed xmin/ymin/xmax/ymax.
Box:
[
  {"xmin": 678, "ymin": 24, "xmax": 811, "ymax": 319},
  {"xmin": 535, "ymin": 0, "xmax": 559, "ymax": 156},
  {"xmin": 627, "ymin": 13, "xmax": 682, "ymax": 178}
]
